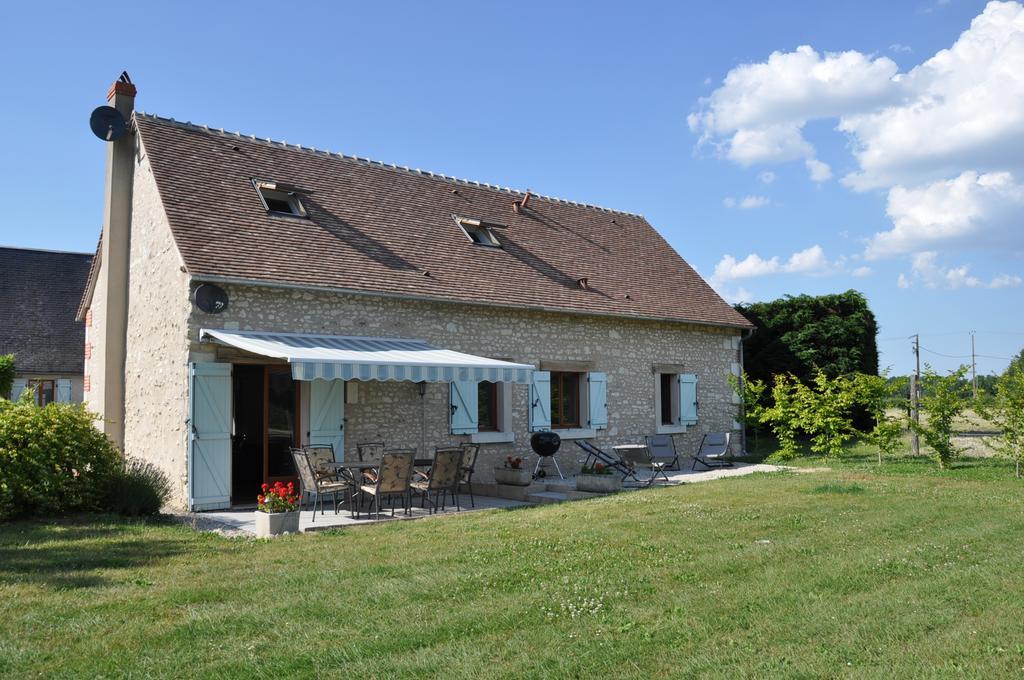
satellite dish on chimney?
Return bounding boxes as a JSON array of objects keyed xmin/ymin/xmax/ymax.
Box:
[
  {"xmin": 193, "ymin": 284, "xmax": 229, "ymax": 314},
  {"xmin": 89, "ymin": 106, "xmax": 126, "ymax": 142}
]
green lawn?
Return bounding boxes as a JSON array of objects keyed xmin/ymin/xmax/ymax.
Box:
[{"xmin": 3, "ymin": 456, "xmax": 1024, "ymax": 678}]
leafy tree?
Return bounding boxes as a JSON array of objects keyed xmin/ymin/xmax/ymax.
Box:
[
  {"xmin": 758, "ymin": 374, "xmax": 803, "ymax": 461},
  {"xmin": 911, "ymin": 365, "xmax": 970, "ymax": 469},
  {"xmin": 728, "ymin": 372, "xmax": 767, "ymax": 449},
  {"xmin": 1004, "ymin": 349, "xmax": 1024, "ymax": 377},
  {"xmin": 978, "ymin": 365, "xmax": 1024, "ymax": 478},
  {"xmin": 0, "ymin": 354, "xmax": 13, "ymax": 400},
  {"xmin": 797, "ymin": 371, "xmax": 861, "ymax": 460},
  {"xmin": 855, "ymin": 373, "xmax": 908, "ymax": 464},
  {"xmin": 736, "ymin": 290, "xmax": 879, "ymax": 385}
]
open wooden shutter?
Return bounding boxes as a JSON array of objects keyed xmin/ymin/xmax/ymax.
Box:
[
  {"xmin": 56, "ymin": 379, "xmax": 73, "ymax": 404},
  {"xmin": 529, "ymin": 371, "xmax": 551, "ymax": 431},
  {"xmin": 450, "ymin": 380, "xmax": 479, "ymax": 435},
  {"xmin": 309, "ymin": 379, "xmax": 345, "ymax": 457},
  {"xmin": 587, "ymin": 372, "xmax": 608, "ymax": 429},
  {"xmin": 678, "ymin": 373, "xmax": 698, "ymax": 426},
  {"xmin": 188, "ymin": 363, "xmax": 232, "ymax": 511}
]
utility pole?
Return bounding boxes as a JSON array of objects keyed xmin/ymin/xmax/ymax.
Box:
[
  {"xmin": 911, "ymin": 334, "xmax": 920, "ymax": 456},
  {"xmin": 970, "ymin": 330, "xmax": 978, "ymax": 400}
]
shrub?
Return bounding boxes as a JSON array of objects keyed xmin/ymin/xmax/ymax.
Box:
[
  {"xmin": 103, "ymin": 458, "xmax": 172, "ymax": 516},
  {"xmin": 978, "ymin": 364, "xmax": 1024, "ymax": 478},
  {"xmin": 759, "ymin": 374, "xmax": 803, "ymax": 461},
  {"xmin": 0, "ymin": 396, "xmax": 121, "ymax": 518},
  {"xmin": 912, "ymin": 365, "xmax": 970, "ymax": 469},
  {"xmin": 0, "ymin": 354, "xmax": 13, "ymax": 399}
]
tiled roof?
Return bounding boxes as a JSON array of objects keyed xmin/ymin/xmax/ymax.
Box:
[
  {"xmin": 0, "ymin": 247, "xmax": 92, "ymax": 374},
  {"xmin": 134, "ymin": 114, "xmax": 752, "ymax": 329}
]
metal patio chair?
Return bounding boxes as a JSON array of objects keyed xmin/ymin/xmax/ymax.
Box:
[
  {"xmin": 411, "ymin": 447, "xmax": 464, "ymax": 514},
  {"xmin": 358, "ymin": 449, "xmax": 416, "ymax": 519},
  {"xmin": 356, "ymin": 442, "xmax": 385, "ymax": 486},
  {"xmin": 458, "ymin": 443, "xmax": 480, "ymax": 508},
  {"xmin": 615, "ymin": 444, "xmax": 670, "ymax": 486},
  {"xmin": 574, "ymin": 440, "xmax": 643, "ymax": 486},
  {"xmin": 290, "ymin": 448, "xmax": 351, "ymax": 522},
  {"xmin": 645, "ymin": 434, "xmax": 682, "ymax": 471},
  {"xmin": 691, "ymin": 432, "xmax": 733, "ymax": 470}
]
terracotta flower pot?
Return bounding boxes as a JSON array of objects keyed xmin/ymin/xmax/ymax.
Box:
[
  {"xmin": 575, "ymin": 473, "xmax": 622, "ymax": 493},
  {"xmin": 494, "ymin": 467, "xmax": 532, "ymax": 486},
  {"xmin": 254, "ymin": 510, "xmax": 300, "ymax": 537}
]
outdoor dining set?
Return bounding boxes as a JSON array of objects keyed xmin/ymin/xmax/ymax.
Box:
[{"xmin": 290, "ymin": 442, "xmax": 480, "ymax": 522}]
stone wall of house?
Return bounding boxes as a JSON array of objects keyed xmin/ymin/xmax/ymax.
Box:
[
  {"xmin": 186, "ymin": 284, "xmax": 743, "ymax": 492},
  {"xmin": 122, "ymin": 152, "xmax": 192, "ymax": 503}
]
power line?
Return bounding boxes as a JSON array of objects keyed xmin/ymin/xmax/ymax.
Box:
[{"xmin": 919, "ymin": 345, "xmax": 971, "ymax": 359}]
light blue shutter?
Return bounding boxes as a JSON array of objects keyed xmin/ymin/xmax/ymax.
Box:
[
  {"xmin": 189, "ymin": 363, "xmax": 232, "ymax": 511},
  {"xmin": 587, "ymin": 372, "xmax": 608, "ymax": 429},
  {"xmin": 10, "ymin": 378, "xmax": 27, "ymax": 401},
  {"xmin": 679, "ymin": 373, "xmax": 698, "ymax": 426},
  {"xmin": 56, "ymin": 379, "xmax": 73, "ymax": 404},
  {"xmin": 309, "ymin": 379, "xmax": 345, "ymax": 456},
  {"xmin": 529, "ymin": 371, "xmax": 551, "ymax": 431},
  {"xmin": 450, "ymin": 380, "xmax": 479, "ymax": 435}
]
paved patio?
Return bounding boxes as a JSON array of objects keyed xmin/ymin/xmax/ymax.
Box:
[{"xmin": 177, "ymin": 462, "xmax": 790, "ymax": 536}]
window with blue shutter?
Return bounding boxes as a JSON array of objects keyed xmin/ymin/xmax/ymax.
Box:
[
  {"xmin": 450, "ymin": 380, "xmax": 479, "ymax": 435},
  {"xmin": 678, "ymin": 373, "xmax": 699, "ymax": 426},
  {"xmin": 10, "ymin": 378, "xmax": 28, "ymax": 401},
  {"xmin": 56, "ymin": 379, "xmax": 73, "ymax": 404},
  {"xmin": 528, "ymin": 371, "xmax": 551, "ymax": 431},
  {"xmin": 587, "ymin": 372, "xmax": 608, "ymax": 429}
]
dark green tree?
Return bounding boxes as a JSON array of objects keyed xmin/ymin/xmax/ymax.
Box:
[{"xmin": 736, "ymin": 290, "xmax": 879, "ymax": 385}]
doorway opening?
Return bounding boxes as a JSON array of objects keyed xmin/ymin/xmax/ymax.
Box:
[{"xmin": 231, "ymin": 364, "xmax": 300, "ymax": 504}]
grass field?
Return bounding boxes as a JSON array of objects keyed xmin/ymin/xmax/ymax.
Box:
[{"xmin": 3, "ymin": 453, "xmax": 1024, "ymax": 678}]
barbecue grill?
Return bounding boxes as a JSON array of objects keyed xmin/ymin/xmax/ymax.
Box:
[{"xmin": 530, "ymin": 431, "xmax": 564, "ymax": 479}]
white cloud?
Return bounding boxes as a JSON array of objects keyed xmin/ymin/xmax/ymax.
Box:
[
  {"xmin": 897, "ymin": 273, "xmax": 911, "ymax": 288},
  {"xmin": 711, "ymin": 244, "xmax": 837, "ymax": 284},
  {"xmin": 868, "ymin": 170, "xmax": 1024, "ymax": 257},
  {"xmin": 758, "ymin": 171, "xmax": 777, "ymax": 184},
  {"xmin": 841, "ymin": 1, "xmax": 1024, "ymax": 190},
  {"xmin": 889, "ymin": 43, "xmax": 913, "ymax": 53},
  {"xmin": 805, "ymin": 158, "xmax": 833, "ymax": 182},
  {"xmin": 723, "ymin": 194, "xmax": 771, "ymax": 209},
  {"xmin": 852, "ymin": 266, "xmax": 872, "ymax": 277},
  {"xmin": 688, "ymin": 44, "xmax": 899, "ymax": 170},
  {"xmin": 902, "ymin": 251, "xmax": 1022, "ymax": 289}
]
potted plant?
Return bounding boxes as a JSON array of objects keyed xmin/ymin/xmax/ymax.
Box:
[
  {"xmin": 494, "ymin": 455, "xmax": 532, "ymax": 486},
  {"xmin": 254, "ymin": 481, "xmax": 300, "ymax": 537},
  {"xmin": 575, "ymin": 462, "xmax": 622, "ymax": 493}
]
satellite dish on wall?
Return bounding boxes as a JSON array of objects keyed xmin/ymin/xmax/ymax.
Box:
[
  {"xmin": 89, "ymin": 106, "xmax": 126, "ymax": 141},
  {"xmin": 193, "ymin": 284, "xmax": 229, "ymax": 314}
]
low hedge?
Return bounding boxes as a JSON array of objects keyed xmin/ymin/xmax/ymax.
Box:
[{"xmin": 0, "ymin": 394, "xmax": 121, "ymax": 519}]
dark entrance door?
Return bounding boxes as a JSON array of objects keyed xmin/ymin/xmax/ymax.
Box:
[
  {"xmin": 230, "ymin": 365, "xmax": 300, "ymax": 505},
  {"xmin": 231, "ymin": 365, "xmax": 264, "ymax": 504}
]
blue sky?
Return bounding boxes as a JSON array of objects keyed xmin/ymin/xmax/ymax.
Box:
[{"xmin": 0, "ymin": 0, "xmax": 1021, "ymax": 375}]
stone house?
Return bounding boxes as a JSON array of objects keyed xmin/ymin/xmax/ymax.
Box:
[
  {"xmin": 80, "ymin": 78, "xmax": 753, "ymax": 511},
  {"xmin": 1, "ymin": 246, "xmax": 92, "ymax": 404}
]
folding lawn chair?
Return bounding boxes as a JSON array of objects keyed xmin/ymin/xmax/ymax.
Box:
[
  {"xmin": 645, "ymin": 434, "xmax": 681, "ymax": 471},
  {"xmin": 575, "ymin": 440, "xmax": 643, "ymax": 486},
  {"xmin": 691, "ymin": 432, "xmax": 733, "ymax": 470}
]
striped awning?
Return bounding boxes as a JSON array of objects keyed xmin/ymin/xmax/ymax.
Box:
[{"xmin": 199, "ymin": 329, "xmax": 534, "ymax": 383}]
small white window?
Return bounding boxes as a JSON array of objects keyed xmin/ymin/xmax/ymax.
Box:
[
  {"xmin": 454, "ymin": 215, "xmax": 502, "ymax": 248},
  {"xmin": 254, "ymin": 180, "xmax": 308, "ymax": 217}
]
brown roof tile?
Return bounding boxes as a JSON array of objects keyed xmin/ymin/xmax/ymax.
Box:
[{"xmin": 134, "ymin": 114, "xmax": 752, "ymax": 329}]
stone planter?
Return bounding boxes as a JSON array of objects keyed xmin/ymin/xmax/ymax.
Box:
[
  {"xmin": 254, "ymin": 510, "xmax": 300, "ymax": 537},
  {"xmin": 575, "ymin": 473, "xmax": 622, "ymax": 494},
  {"xmin": 494, "ymin": 467, "xmax": 533, "ymax": 486}
]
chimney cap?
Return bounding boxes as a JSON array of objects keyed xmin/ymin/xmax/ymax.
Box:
[{"xmin": 107, "ymin": 71, "xmax": 137, "ymax": 101}]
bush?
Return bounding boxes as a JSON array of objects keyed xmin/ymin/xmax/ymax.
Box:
[
  {"xmin": 0, "ymin": 395, "xmax": 121, "ymax": 519},
  {"xmin": 0, "ymin": 354, "xmax": 14, "ymax": 399},
  {"xmin": 103, "ymin": 458, "xmax": 172, "ymax": 516}
]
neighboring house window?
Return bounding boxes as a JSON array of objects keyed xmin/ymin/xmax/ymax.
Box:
[
  {"xmin": 478, "ymin": 381, "xmax": 499, "ymax": 432},
  {"xmin": 550, "ymin": 371, "xmax": 581, "ymax": 428},
  {"xmin": 254, "ymin": 180, "xmax": 308, "ymax": 217},
  {"xmin": 659, "ymin": 373, "xmax": 678, "ymax": 426},
  {"xmin": 33, "ymin": 380, "xmax": 55, "ymax": 407},
  {"xmin": 453, "ymin": 215, "xmax": 502, "ymax": 247}
]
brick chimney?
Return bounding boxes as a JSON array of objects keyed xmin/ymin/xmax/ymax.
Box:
[{"xmin": 94, "ymin": 75, "xmax": 136, "ymax": 449}]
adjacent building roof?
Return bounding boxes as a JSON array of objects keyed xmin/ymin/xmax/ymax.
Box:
[
  {"xmin": 0, "ymin": 247, "xmax": 92, "ymax": 374},
  {"xmin": 132, "ymin": 114, "xmax": 752, "ymax": 329}
]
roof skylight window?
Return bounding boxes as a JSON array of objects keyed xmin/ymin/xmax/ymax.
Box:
[
  {"xmin": 454, "ymin": 215, "xmax": 503, "ymax": 248},
  {"xmin": 253, "ymin": 179, "xmax": 309, "ymax": 217}
]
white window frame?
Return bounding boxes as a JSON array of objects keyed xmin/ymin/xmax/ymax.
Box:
[
  {"xmin": 470, "ymin": 381, "xmax": 515, "ymax": 444},
  {"xmin": 654, "ymin": 372, "xmax": 687, "ymax": 434},
  {"xmin": 254, "ymin": 180, "xmax": 308, "ymax": 217},
  {"xmin": 453, "ymin": 215, "xmax": 502, "ymax": 248}
]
